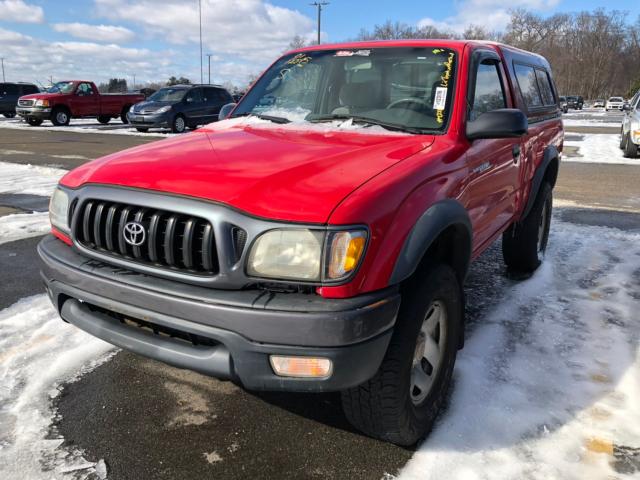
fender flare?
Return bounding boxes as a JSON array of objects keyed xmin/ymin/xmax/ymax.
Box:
[
  {"xmin": 389, "ymin": 199, "xmax": 472, "ymax": 285},
  {"xmin": 522, "ymin": 145, "xmax": 559, "ymax": 219}
]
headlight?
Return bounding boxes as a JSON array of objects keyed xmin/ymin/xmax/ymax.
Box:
[
  {"xmin": 156, "ymin": 105, "xmax": 171, "ymax": 114},
  {"xmin": 49, "ymin": 187, "xmax": 70, "ymax": 234},
  {"xmin": 247, "ymin": 228, "xmax": 367, "ymax": 282},
  {"xmin": 35, "ymin": 99, "xmax": 49, "ymax": 107}
]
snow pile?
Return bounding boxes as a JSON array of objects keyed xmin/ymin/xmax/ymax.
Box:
[
  {"xmin": 0, "ymin": 161, "xmax": 67, "ymax": 196},
  {"xmin": 562, "ymin": 118, "xmax": 621, "ymax": 128},
  {"xmin": 399, "ymin": 220, "xmax": 640, "ymax": 480},
  {"xmin": 0, "ymin": 116, "xmax": 172, "ymax": 138},
  {"xmin": 564, "ymin": 134, "xmax": 640, "ymax": 166},
  {"xmin": 0, "ymin": 212, "xmax": 50, "ymax": 245},
  {"xmin": 206, "ymin": 114, "xmax": 411, "ymax": 136},
  {"xmin": 0, "ymin": 295, "xmax": 115, "ymax": 479}
]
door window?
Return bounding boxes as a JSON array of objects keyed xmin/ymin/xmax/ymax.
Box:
[
  {"xmin": 534, "ymin": 69, "xmax": 555, "ymax": 105},
  {"xmin": 76, "ymin": 83, "xmax": 94, "ymax": 96},
  {"xmin": 185, "ymin": 88, "xmax": 203, "ymax": 103},
  {"xmin": 1, "ymin": 84, "xmax": 19, "ymax": 96},
  {"xmin": 469, "ymin": 60, "xmax": 507, "ymax": 121},
  {"xmin": 21, "ymin": 85, "xmax": 39, "ymax": 95}
]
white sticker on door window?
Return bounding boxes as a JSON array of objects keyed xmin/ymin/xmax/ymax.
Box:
[{"xmin": 433, "ymin": 87, "xmax": 448, "ymax": 110}]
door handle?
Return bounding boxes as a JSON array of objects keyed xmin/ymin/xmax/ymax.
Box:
[{"xmin": 512, "ymin": 144, "xmax": 521, "ymax": 162}]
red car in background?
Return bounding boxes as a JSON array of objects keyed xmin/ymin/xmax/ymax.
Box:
[{"xmin": 15, "ymin": 80, "xmax": 144, "ymax": 126}]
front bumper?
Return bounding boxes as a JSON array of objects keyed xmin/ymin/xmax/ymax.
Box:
[
  {"xmin": 38, "ymin": 235, "xmax": 399, "ymax": 392},
  {"xmin": 16, "ymin": 106, "xmax": 51, "ymax": 119},
  {"xmin": 127, "ymin": 110, "xmax": 171, "ymax": 128}
]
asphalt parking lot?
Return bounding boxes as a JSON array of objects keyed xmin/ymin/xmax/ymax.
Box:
[{"xmin": 1, "ymin": 110, "xmax": 639, "ymax": 479}]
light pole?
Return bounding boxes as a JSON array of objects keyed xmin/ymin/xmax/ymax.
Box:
[
  {"xmin": 310, "ymin": 2, "xmax": 328, "ymax": 45},
  {"xmin": 132, "ymin": 74, "xmax": 136, "ymax": 90},
  {"xmin": 1, "ymin": 58, "xmax": 5, "ymax": 82},
  {"xmin": 199, "ymin": 0, "xmax": 203, "ymax": 84},
  {"xmin": 206, "ymin": 54, "xmax": 213, "ymax": 84}
]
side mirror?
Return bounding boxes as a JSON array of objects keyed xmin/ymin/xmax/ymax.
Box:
[
  {"xmin": 219, "ymin": 102, "xmax": 237, "ymax": 121},
  {"xmin": 466, "ymin": 109, "xmax": 528, "ymax": 140}
]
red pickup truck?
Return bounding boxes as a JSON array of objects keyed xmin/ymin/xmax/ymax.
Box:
[
  {"xmin": 16, "ymin": 80, "xmax": 144, "ymax": 126},
  {"xmin": 38, "ymin": 40, "xmax": 563, "ymax": 445}
]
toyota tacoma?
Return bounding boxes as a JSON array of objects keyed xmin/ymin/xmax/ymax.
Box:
[{"xmin": 39, "ymin": 40, "xmax": 563, "ymax": 445}]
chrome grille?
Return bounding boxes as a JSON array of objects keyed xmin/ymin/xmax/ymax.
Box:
[
  {"xmin": 18, "ymin": 99, "xmax": 34, "ymax": 107},
  {"xmin": 74, "ymin": 200, "xmax": 219, "ymax": 275}
]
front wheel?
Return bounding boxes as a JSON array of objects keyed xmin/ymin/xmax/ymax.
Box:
[
  {"xmin": 341, "ymin": 264, "xmax": 462, "ymax": 446},
  {"xmin": 135, "ymin": 127, "xmax": 149, "ymax": 133},
  {"xmin": 120, "ymin": 106, "xmax": 131, "ymax": 124},
  {"xmin": 502, "ymin": 182, "xmax": 552, "ymax": 273},
  {"xmin": 27, "ymin": 118, "xmax": 43, "ymax": 126},
  {"xmin": 3, "ymin": 112, "xmax": 16, "ymax": 118},
  {"xmin": 623, "ymin": 133, "xmax": 639, "ymax": 158},
  {"xmin": 51, "ymin": 108, "xmax": 70, "ymax": 126},
  {"xmin": 171, "ymin": 114, "xmax": 186, "ymax": 133}
]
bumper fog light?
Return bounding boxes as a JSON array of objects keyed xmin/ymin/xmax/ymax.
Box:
[{"xmin": 270, "ymin": 355, "xmax": 333, "ymax": 378}]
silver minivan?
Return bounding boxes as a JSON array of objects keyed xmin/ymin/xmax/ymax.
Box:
[{"xmin": 620, "ymin": 91, "xmax": 639, "ymax": 158}]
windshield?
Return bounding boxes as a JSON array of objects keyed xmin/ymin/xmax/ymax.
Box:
[
  {"xmin": 48, "ymin": 81, "xmax": 75, "ymax": 94},
  {"xmin": 609, "ymin": 97, "xmax": 623, "ymax": 102},
  {"xmin": 234, "ymin": 47, "xmax": 457, "ymax": 133},
  {"xmin": 148, "ymin": 88, "xmax": 187, "ymax": 102}
]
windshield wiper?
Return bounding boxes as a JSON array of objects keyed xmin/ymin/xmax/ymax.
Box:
[
  {"xmin": 231, "ymin": 112, "xmax": 291, "ymax": 124},
  {"xmin": 307, "ymin": 114, "xmax": 426, "ymax": 134}
]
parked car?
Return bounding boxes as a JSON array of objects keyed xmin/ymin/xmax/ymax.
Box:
[
  {"xmin": 565, "ymin": 95, "xmax": 583, "ymax": 110},
  {"xmin": 129, "ymin": 88, "xmax": 157, "ymax": 99},
  {"xmin": 38, "ymin": 40, "xmax": 562, "ymax": 445},
  {"xmin": 606, "ymin": 96, "xmax": 625, "ymax": 111},
  {"xmin": 15, "ymin": 80, "xmax": 145, "ymax": 126},
  {"xmin": 127, "ymin": 84, "xmax": 233, "ymax": 133},
  {"xmin": 620, "ymin": 90, "xmax": 640, "ymax": 158},
  {"xmin": 592, "ymin": 99, "xmax": 605, "ymax": 108},
  {"xmin": 559, "ymin": 96, "xmax": 568, "ymax": 113},
  {"xmin": 0, "ymin": 82, "xmax": 39, "ymax": 118}
]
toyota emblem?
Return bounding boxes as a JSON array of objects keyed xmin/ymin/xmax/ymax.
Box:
[{"xmin": 123, "ymin": 221, "xmax": 146, "ymax": 246}]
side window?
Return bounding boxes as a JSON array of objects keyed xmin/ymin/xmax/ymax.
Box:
[
  {"xmin": 535, "ymin": 69, "xmax": 555, "ymax": 106},
  {"xmin": 514, "ymin": 63, "xmax": 543, "ymax": 108},
  {"xmin": 2, "ymin": 84, "xmax": 19, "ymax": 96},
  {"xmin": 21, "ymin": 85, "xmax": 38, "ymax": 95},
  {"xmin": 185, "ymin": 88, "xmax": 203, "ymax": 103},
  {"xmin": 77, "ymin": 83, "xmax": 94, "ymax": 95},
  {"xmin": 632, "ymin": 92, "xmax": 640, "ymax": 110},
  {"xmin": 470, "ymin": 60, "xmax": 507, "ymax": 121}
]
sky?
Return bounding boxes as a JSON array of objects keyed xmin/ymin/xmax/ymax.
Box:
[{"xmin": 1, "ymin": 0, "xmax": 639, "ymax": 89}]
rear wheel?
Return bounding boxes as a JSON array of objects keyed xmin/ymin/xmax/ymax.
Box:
[
  {"xmin": 503, "ymin": 182, "xmax": 552, "ymax": 273},
  {"xmin": 623, "ymin": 133, "xmax": 639, "ymax": 158},
  {"xmin": 97, "ymin": 115, "xmax": 111, "ymax": 124},
  {"xmin": 341, "ymin": 263, "xmax": 462, "ymax": 446},
  {"xmin": 135, "ymin": 127, "xmax": 149, "ymax": 133},
  {"xmin": 3, "ymin": 112, "xmax": 16, "ymax": 118},
  {"xmin": 27, "ymin": 118, "xmax": 43, "ymax": 126},
  {"xmin": 51, "ymin": 107, "xmax": 70, "ymax": 126},
  {"xmin": 171, "ymin": 114, "xmax": 186, "ymax": 133}
]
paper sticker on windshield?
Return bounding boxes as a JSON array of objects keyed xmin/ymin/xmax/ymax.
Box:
[
  {"xmin": 433, "ymin": 87, "xmax": 447, "ymax": 110},
  {"xmin": 335, "ymin": 50, "xmax": 354, "ymax": 57}
]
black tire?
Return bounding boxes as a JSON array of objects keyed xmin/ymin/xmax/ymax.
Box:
[
  {"xmin": 120, "ymin": 106, "xmax": 131, "ymax": 124},
  {"xmin": 502, "ymin": 182, "xmax": 552, "ymax": 273},
  {"xmin": 97, "ymin": 115, "xmax": 111, "ymax": 124},
  {"xmin": 623, "ymin": 133, "xmax": 639, "ymax": 158},
  {"xmin": 171, "ymin": 114, "xmax": 186, "ymax": 133},
  {"xmin": 3, "ymin": 112, "xmax": 16, "ymax": 118},
  {"xmin": 620, "ymin": 128, "xmax": 626, "ymax": 149},
  {"xmin": 27, "ymin": 118, "xmax": 43, "ymax": 127},
  {"xmin": 135, "ymin": 127, "xmax": 149, "ymax": 133},
  {"xmin": 51, "ymin": 107, "xmax": 71, "ymax": 126},
  {"xmin": 341, "ymin": 263, "xmax": 463, "ymax": 446}
]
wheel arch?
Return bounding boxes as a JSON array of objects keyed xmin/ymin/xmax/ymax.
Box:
[
  {"xmin": 522, "ymin": 145, "xmax": 559, "ymax": 219},
  {"xmin": 389, "ymin": 199, "xmax": 472, "ymax": 287}
]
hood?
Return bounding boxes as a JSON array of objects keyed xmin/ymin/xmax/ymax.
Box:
[
  {"xmin": 61, "ymin": 120, "xmax": 433, "ymax": 223},
  {"xmin": 20, "ymin": 92, "xmax": 62, "ymax": 100},
  {"xmin": 133, "ymin": 100, "xmax": 176, "ymax": 111}
]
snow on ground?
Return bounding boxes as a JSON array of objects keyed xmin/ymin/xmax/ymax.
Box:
[
  {"xmin": 562, "ymin": 118, "xmax": 621, "ymax": 128},
  {"xmin": 399, "ymin": 219, "xmax": 640, "ymax": 480},
  {"xmin": 0, "ymin": 161, "xmax": 67, "ymax": 196},
  {"xmin": 0, "ymin": 212, "xmax": 50, "ymax": 245},
  {"xmin": 564, "ymin": 134, "xmax": 640, "ymax": 166},
  {"xmin": 0, "ymin": 116, "xmax": 175, "ymax": 138},
  {"xmin": 0, "ymin": 295, "xmax": 115, "ymax": 479}
]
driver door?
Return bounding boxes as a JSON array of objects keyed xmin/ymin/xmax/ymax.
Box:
[
  {"xmin": 70, "ymin": 82, "xmax": 98, "ymax": 117},
  {"xmin": 461, "ymin": 51, "xmax": 522, "ymax": 253}
]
